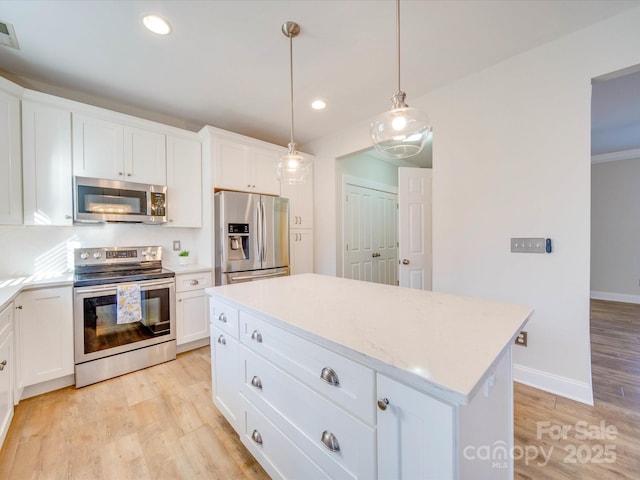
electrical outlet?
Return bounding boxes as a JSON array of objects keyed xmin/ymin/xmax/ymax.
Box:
[
  {"xmin": 515, "ymin": 331, "xmax": 528, "ymax": 347},
  {"xmin": 173, "ymin": 240, "xmax": 181, "ymax": 251}
]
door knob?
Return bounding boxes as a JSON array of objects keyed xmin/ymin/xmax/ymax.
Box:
[{"xmin": 402, "ymin": 259, "xmax": 410, "ymax": 265}]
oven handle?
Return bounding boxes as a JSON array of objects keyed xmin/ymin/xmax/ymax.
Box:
[{"xmin": 74, "ymin": 278, "xmax": 175, "ymax": 294}]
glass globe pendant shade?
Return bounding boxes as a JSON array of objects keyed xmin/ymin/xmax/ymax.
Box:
[
  {"xmin": 276, "ymin": 143, "xmax": 312, "ymax": 184},
  {"xmin": 370, "ymin": 99, "xmax": 431, "ymax": 159}
]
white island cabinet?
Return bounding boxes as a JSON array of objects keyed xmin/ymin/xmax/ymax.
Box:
[{"xmin": 206, "ymin": 274, "xmax": 532, "ymax": 480}]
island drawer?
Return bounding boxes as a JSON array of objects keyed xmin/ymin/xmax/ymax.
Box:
[
  {"xmin": 209, "ymin": 299, "xmax": 239, "ymax": 338},
  {"xmin": 240, "ymin": 345, "xmax": 375, "ymax": 480},
  {"xmin": 240, "ymin": 311, "xmax": 375, "ymax": 425},
  {"xmin": 175, "ymin": 271, "xmax": 212, "ymax": 293},
  {"xmin": 240, "ymin": 394, "xmax": 331, "ymax": 480}
]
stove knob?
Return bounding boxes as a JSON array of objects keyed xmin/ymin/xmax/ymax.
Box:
[
  {"xmin": 93, "ymin": 252, "xmax": 102, "ymax": 259},
  {"xmin": 80, "ymin": 252, "xmax": 90, "ymax": 260},
  {"xmin": 150, "ymin": 250, "xmax": 157, "ymax": 257}
]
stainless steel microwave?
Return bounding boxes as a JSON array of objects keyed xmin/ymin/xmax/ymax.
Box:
[{"xmin": 73, "ymin": 176, "xmax": 167, "ymax": 224}]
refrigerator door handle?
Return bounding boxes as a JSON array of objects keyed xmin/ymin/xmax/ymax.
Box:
[
  {"xmin": 261, "ymin": 201, "xmax": 267, "ymax": 262},
  {"xmin": 256, "ymin": 200, "xmax": 262, "ymax": 262}
]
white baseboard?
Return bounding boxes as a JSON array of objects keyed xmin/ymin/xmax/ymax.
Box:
[
  {"xmin": 590, "ymin": 290, "xmax": 640, "ymax": 304},
  {"xmin": 513, "ymin": 364, "xmax": 594, "ymax": 406}
]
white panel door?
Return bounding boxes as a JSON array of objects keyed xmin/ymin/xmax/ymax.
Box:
[
  {"xmin": 398, "ymin": 167, "xmax": 432, "ymax": 290},
  {"xmin": 345, "ymin": 184, "xmax": 397, "ymax": 285}
]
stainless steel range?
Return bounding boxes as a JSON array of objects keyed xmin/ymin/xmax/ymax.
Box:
[{"xmin": 73, "ymin": 246, "xmax": 176, "ymax": 387}]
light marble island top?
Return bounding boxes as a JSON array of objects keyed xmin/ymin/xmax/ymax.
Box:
[{"xmin": 206, "ymin": 273, "xmax": 533, "ymax": 405}]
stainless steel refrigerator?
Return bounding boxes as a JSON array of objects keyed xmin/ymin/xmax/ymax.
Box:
[{"xmin": 214, "ymin": 191, "xmax": 290, "ymax": 285}]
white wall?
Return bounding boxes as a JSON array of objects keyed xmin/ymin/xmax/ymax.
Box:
[
  {"xmin": 591, "ymin": 157, "xmax": 640, "ymax": 302},
  {"xmin": 0, "ymin": 224, "xmax": 199, "ymax": 278},
  {"xmin": 306, "ymin": 6, "xmax": 640, "ymax": 404}
]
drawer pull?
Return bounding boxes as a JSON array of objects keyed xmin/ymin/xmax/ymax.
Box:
[
  {"xmin": 251, "ymin": 429, "xmax": 263, "ymax": 445},
  {"xmin": 217, "ymin": 335, "xmax": 226, "ymax": 345},
  {"xmin": 320, "ymin": 367, "xmax": 340, "ymax": 386},
  {"xmin": 0, "ymin": 360, "xmax": 6, "ymax": 371},
  {"xmin": 189, "ymin": 279, "xmax": 199, "ymax": 286},
  {"xmin": 251, "ymin": 330, "xmax": 263, "ymax": 343},
  {"xmin": 320, "ymin": 431, "xmax": 340, "ymax": 452},
  {"xmin": 218, "ymin": 313, "xmax": 227, "ymax": 323},
  {"xmin": 251, "ymin": 376, "xmax": 263, "ymax": 390},
  {"xmin": 377, "ymin": 397, "xmax": 390, "ymax": 411}
]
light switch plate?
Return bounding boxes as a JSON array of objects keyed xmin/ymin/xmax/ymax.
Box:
[
  {"xmin": 511, "ymin": 238, "xmax": 546, "ymax": 253},
  {"xmin": 173, "ymin": 240, "xmax": 181, "ymax": 251}
]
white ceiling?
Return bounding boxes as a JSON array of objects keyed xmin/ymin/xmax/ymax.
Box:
[{"xmin": 1, "ymin": 0, "xmax": 639, "ymax": 155}]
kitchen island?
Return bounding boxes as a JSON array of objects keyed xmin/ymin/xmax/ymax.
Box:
[{"xmin": 205, "ymin": 273, "xmax": 533, "ymax": 480}]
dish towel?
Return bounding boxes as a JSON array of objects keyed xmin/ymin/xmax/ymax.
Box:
[{"xmin": 117, "ymin": 283, "xmax": 142, "ymax": 324}]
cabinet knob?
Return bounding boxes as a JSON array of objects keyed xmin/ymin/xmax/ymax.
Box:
[
  {"xmin": 118, "ymin": 172, "xmax": 124, "ymax": 176},
  {"xmin": 218, "ymin": 313, "xmax": 227, "ymax": 323},
  {"xmin": 377, "ymin": 397, "xmax": 390, "ymax": 411},
  {"xmin": 15, "ymin": 305, "xmax": 22, "ymax": 310},
  {"xmin": 251, "ymin": 330, "xmax": 263, "ymax": 343},
  {"xmin": 320, "ymin": 367, "xmax": 339, "ymax": 386},
  {"xmin": 320, "ymin": 431, "xmax": 340, "ymax": 452},
  {"xmin": 251, "ymin": 429, "xmax": 263, "ymax": 445},
  {"xmin": 127, "ymin": 173, "xmax": 132, "ymax": 177},
  {"xmin": 217, "ymin": 335, "xmax": 226, "ymax": 345},
  {"xmin": 189, "ymin": 279, "xmax": 199, "ymax": 286},
  {"xmin": 0, "ymin": 360, "xmax": 6, "ymax": 371},
  {"xmin": 178, "ymin": 299, "xmax": 182, "ymax": 302},
  {"xmin": 251, "ymin": 376, "xmax": 263, "ymax": 390}
]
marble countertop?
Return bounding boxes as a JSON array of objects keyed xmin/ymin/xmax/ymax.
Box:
[
  {"xmin": 0, "ymin": 272, "xmax": 74, "ymax": 311},
  {"xmin": 163, "ymin": 264, "xmax": 212, "ymax": 275},
  {"xmin": 206, "ymin": 273, "xmax": 533, "ymax": 404}
]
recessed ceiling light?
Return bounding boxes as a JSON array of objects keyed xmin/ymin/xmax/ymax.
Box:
[
  {"xmin": 143, "ymin": 15, "xmax": 172, "ymax": 35},
  {"xmin": 311, "ymin": 99, "xmax": 327, "ymax": 110}
]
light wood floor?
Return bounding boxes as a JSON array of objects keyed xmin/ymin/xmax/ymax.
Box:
[
  {"xmin": 514, "ymin": 299, "xmax": 640, "ymax": 479},
  {"xmin": 0, "ymin": 347, "xmax": 269, "ymax": 480},
  {"xmin": 1, "ymin": 299, "xmax": 639, "ymax": 479}
]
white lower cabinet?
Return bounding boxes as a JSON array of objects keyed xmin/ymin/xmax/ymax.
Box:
[
  {"xmin": 175, "ymin": 271, "xmax": 212, "ymax": 349},
  {"xmin": 15, "ymin": 287, "xmax": 73, "ymax": 390},
  {"xmin": 209, "ymin": 296, "xmax": 512, "ymax": 479},
  {"xmin": 241, "ymin": 394, "xmax": 331, "ymax": 480},
  {"xmin": 290, "ymin": 229, "xmax": 313, "ymax": 274},
  {"xmin": 0, "ymin": 302, "xmax": 14, "ymax": 449},
  {"xmin": 210, "ymin": 324, "xmax": 240, "ymax": 430},
  {"xmin": 240, "ymin": 345, "xmax": 375, "ymax": 480},
  {"xmin": 376, "ymin": 374, "xmax": 454, "ymax": 479}
]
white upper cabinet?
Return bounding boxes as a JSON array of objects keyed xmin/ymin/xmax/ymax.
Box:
[
  {"xmin": 72, "ymin": 113, "xmax": 166, "ymax": 185},
  {"xmin": 22, "ymin": 94, "xmax": 73, "ymax": 226},
  {"xmin": 166, "ymin": 134, "xmax": 202, "ymax": 227},
  {"xmin": 280, "ymin": 165, "xmax": 313, "ymax": 229},
  {"xmin": 0, "ymin": 81, "xmax": 22, "ymax": 225},
  {"xmin": 215, "ymin": 136, "xmax": 280, "ymax": 196},
  {"xmin": 125, "ymin": 125, "xmax": 166, "ymax": 185}
]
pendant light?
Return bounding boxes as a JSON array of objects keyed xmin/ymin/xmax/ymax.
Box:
[
  {"xmin": 276, "ymin": 21, "xmax": 312, "ymax": 184},
  {"xmin": 370, "ymin": 0, "xmax": 431, "ymax": 159}
]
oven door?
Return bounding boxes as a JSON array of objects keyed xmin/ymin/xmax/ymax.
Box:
[{"xmin": 73, "ymin": 278, "xmax": 176, "ymax": 364}]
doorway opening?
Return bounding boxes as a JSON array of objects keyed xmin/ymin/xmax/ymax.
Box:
[{"xmin": 590, "ymin": 65, "xmax": 640, "ymax": 410}]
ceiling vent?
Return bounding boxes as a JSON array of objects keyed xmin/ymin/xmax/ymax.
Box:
[{"xmin": 0, "ymin": 21, "xmax": 19, "ymax": 50}]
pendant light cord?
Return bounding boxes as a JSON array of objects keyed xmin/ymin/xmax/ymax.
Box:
[
  {"xmin": 289, "ymin": 32, "xmax": 295, "ymax": 149},
  {"xmin": 396, "ymin": 0, "xmax": 401, "ymax": 93}
]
